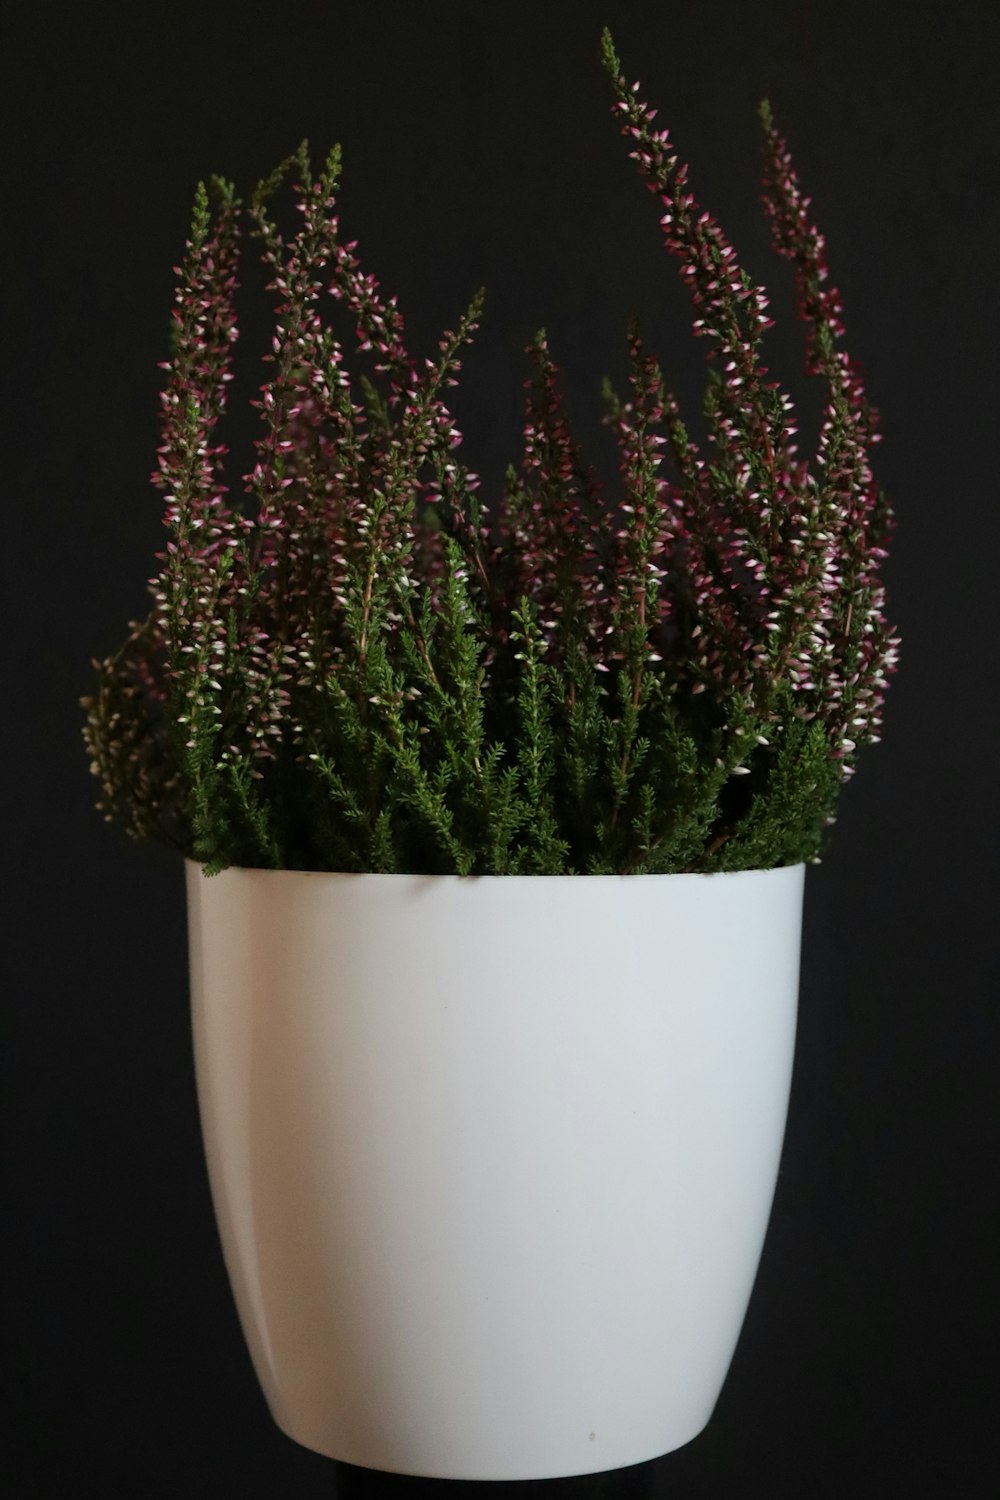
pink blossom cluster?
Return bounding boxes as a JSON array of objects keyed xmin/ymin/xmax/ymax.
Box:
[
  {"xmin": 149, "ymin": 179, "xmax": 274, "ymax": 772},
  {"xmin": 495, "ymin": 333, "xmax": 612, "ymax": 661},
  {"xmin": 600, "ymin": 31, "xmax": 898, "ymax": 769},
  {"xmin": 757, "ymin": 102, "xmax": 899, "ymax": 762}
]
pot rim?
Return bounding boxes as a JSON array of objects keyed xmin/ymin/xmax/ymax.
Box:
[{"xmin": 185, "ymin": 857, "xmax": 806, "ymax": 884}]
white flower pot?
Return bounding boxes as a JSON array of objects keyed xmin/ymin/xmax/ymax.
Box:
[{"xmin": 186, "ymin": 861, "xmax": 805, "ymax": 1481}]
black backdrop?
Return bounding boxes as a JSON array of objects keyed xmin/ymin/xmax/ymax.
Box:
[{"xmin": 4, "ymin": 2, "xmax": 998, "ymax": 1496}]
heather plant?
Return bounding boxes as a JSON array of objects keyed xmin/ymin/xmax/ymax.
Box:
[{"xmin": 83, "ymin": 29, "xmax": 898, "ymax": 877}]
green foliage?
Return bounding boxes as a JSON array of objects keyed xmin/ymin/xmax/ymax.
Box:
[{"xmin": 82, "ymin": 32, "xmax": 896, "ymax": 878}]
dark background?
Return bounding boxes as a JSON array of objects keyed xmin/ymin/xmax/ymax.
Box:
[{"xmin": 4, "ymin": 1, "xmax": 998, "ymax": 1495}]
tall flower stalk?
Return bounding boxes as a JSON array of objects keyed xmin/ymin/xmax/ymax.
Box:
[{"xmin": 83, "ymin": 30, "xmax": 897, "ymax": 876}]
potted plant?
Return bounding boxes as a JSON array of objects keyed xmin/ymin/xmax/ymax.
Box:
[{"xmin": 82, "ymin": 28, "xmax": 898, "ymax": 1483}]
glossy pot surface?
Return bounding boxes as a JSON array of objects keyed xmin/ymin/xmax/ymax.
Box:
[{"xmin": 187, "ymin": 863, "xmax": 805, "ymax": 1480}]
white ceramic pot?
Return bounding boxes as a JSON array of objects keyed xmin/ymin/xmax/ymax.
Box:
[{"xmin": 186, "ymin": 861, "xmax": 805, "ymax": 1481}]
